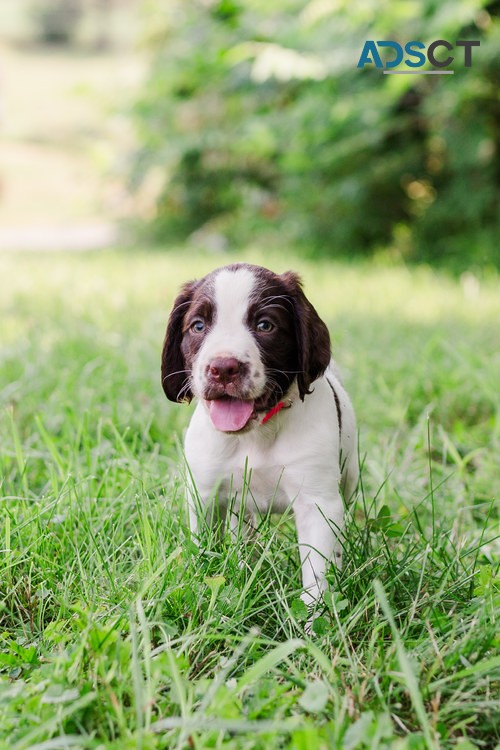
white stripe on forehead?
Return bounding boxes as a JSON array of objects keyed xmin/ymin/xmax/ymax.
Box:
[
  {"xmin": 213, "ymin": 266, "xmax": 255, "ymax": 326},
  {"xmin": 191, "ymin": 265, "xmax": 266, "ymax": 398}
]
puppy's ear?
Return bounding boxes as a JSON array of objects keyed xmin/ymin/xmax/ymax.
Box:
[
  {"xmin": 161, "ymin": 281, "xmax": 197, "ymax": 403},
  {"xmin": 280, "ymin": 271, "xmax": 331, "ymax": 401}
]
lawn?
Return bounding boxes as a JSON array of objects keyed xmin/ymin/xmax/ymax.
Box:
[{"xmin": 0, "ymin": 247, "xmax": 499, "ymax": 750}]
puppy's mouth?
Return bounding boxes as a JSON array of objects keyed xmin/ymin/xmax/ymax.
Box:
[
  {"xmin": 205, "ymin": 396, "xmax": 256, "ymax": 432},
  {"xmin": 204, "ymin": 391, "xmax": 283, "ymax": 433}
]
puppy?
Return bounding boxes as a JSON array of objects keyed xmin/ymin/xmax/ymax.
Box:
[{"xmin": 161, "ymin": 263, "xmax": 358, "ymax": 612}]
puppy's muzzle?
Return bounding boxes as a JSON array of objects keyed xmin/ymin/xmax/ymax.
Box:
[{"xmin": 208, "ymin": 357, "xmax": 244, "ymax": 386}]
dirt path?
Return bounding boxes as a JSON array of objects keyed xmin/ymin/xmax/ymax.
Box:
[{"xmin": 0, "ymin": 40, "xmax": 143, "ymax": 251}]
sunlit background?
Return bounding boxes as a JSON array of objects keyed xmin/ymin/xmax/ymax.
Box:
[
  {"xmin": 0, "ymin": 0, "xmax": 142, "ymax": 250},
  {"xmin": 1, "ymin": 0, "xmax": 498, "ymax": 267}
]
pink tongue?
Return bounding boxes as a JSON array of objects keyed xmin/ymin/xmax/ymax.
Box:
[{"xmin": 207, "ymin": 398, "xmax": 254, "ymax": 432}]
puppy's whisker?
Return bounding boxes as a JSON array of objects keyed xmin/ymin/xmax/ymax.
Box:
[
  {"xmin": 260, "ymin": 293, "xmax": 294, "ymax": 306},
  {"xmin": 266, "ymin": 367, "xmax": 304, "ymax": 376},
  {"xmin": 162, "ymin": 369, "xmax": 190, "ymax": 385},
  {"xmin": 259, "ymin": 303, "xmax": 290, "ymax": 314},
  {"xmin": 177, "ymin": 378, "xmax": 193, "ymax": 400},
  {"xmin": 170, "ymin": 299, "xmax": 192, "ymax": 316}
]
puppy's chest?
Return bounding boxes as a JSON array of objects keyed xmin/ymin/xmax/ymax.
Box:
[
  {"xmin": 192, "ymin": 440, "xmax": 292, "ymax": 512},
  {"xmin": 219, "ymin": 460, "xmax": 290, "ymax": 513}
]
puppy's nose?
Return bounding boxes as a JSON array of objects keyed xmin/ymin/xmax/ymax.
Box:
[{"xmin": 209, "ymin": 357, "xmax": 241, "ymax": 384}]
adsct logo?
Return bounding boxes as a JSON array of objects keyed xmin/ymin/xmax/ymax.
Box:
[{"xmin": 357, "ymin": 40, "xmax": 480, "ymax": 74}]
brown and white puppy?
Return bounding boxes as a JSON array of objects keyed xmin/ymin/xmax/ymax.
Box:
[{"xmin": 162, "ymin": 263, "xmax": 358, "ymax": 613}]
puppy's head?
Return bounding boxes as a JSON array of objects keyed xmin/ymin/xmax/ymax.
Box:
[{"xmin": 161, "ymin": 263, "xmax": 330, "ymax": 432}]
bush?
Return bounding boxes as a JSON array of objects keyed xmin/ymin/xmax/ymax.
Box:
[{"xmin": 131, "ymin": 0, "xmax": 500, "ymax": 269}]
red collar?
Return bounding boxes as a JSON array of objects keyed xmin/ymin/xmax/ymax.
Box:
[{"xmin": 261, "ymin": 399, "xmax": 293, "ymax": 425}]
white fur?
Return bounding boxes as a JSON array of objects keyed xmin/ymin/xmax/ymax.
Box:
[
  {"xmin": 182, "ymin": 267, "xmax": 359, "ymax": 616},
  {"xmin": 192, "ymin": 267, "xmax": 266, "ymax": 399}
]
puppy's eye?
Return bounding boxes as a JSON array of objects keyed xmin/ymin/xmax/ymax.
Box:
[
  {"xmin": 191, "ymin": 319, "xmax": 205, "ymax": 333},
  {"xmin": 256, "ymin": 319, "xmax": 274, "ymax": 333}
]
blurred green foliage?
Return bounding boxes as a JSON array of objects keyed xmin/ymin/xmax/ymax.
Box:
[{"xmin": 131, "ymin": 0, "xmax": 500, "ymax": 269}]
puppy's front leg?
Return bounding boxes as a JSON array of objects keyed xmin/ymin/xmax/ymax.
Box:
[
  {"xmin": 293, "ymin": 493, "xmax": 344, "ymax": 609},
  {"xmin": 228, "ymin": 505, "xmax": 257, "ymax": 543}
]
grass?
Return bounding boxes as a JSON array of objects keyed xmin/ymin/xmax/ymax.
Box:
[{"xmin": 0, "ymin": 247, "xmax": 499, "ymax": 750}]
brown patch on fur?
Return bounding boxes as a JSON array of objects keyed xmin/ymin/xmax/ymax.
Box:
[
  {"xmin": 161, "ymin": 279, "xmax": 207, "ymax": 402},
  {"xmin": 279, "ymin": 271, "xmax": 331, "ymax": 399}
]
